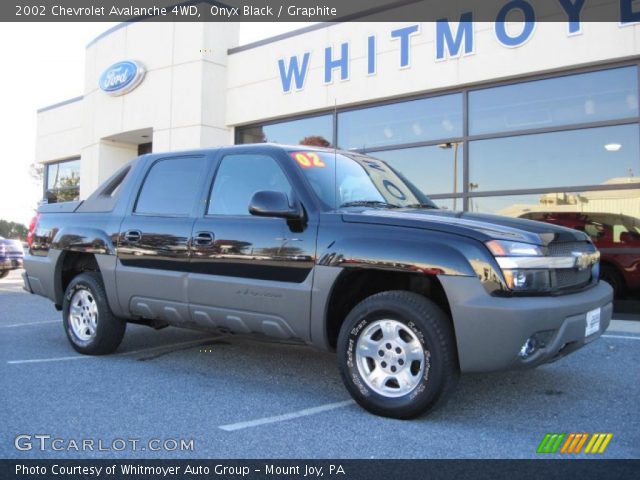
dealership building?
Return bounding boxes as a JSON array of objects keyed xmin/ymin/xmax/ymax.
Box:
[{"xmin": 36, "ymin": 14, "xmax": 640, "ymax": 221}]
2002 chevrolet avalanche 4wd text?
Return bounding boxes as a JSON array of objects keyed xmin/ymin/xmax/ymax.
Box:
[{"xmin": 23, "ymin": 144, "xmax": 613, "ymax": 418}]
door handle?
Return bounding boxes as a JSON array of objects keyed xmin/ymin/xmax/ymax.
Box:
[
  {"xmin": 193, "ymin": 231, "xmax": 214, "ymax": 246},
  {"xmin": 123, "ymin": 230, "xmax": 142, "ymax": 243}
]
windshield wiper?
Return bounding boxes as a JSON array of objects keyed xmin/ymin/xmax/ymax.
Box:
[
  {"xmin": 339, "ymin": 200, "xmax": 401, "ymax": 209},
  {"xmin": 403, "ymin": 203, "xmax": 439, "ymax": 209}
]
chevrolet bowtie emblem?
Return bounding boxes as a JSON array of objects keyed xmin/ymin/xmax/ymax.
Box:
[{"xmin": 573, "ymin": 251, "xmax": 597, "ymax": 271}]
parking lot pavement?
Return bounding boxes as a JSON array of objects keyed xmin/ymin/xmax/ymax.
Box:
[{"xmin": 1, "ymin": 270, "xmax": 639, "ymax": 459}]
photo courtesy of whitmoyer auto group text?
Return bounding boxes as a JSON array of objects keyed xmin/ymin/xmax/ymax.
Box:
[{"xmin": 0, "ymin": 0, "xmax": 639, "ymax": 478}]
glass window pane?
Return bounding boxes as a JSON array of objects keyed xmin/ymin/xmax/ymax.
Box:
[
  {"xmin": 45, "ymin": 159, "xmax": 80, "ymax": 203},
  {"xmin": 469, "ymin": 66, "xmax": 638, "ymax": 135},
  {"xmin": 135, "ymin": 157, "xmax": 207, "ymax": 215},
  {"xmin": 469, "ymin": 125, "xmax": 640, "ymax": 192},
  {"xmin": 46, "ymin": 159, "xmax": 80, "ymax": 190},
  {"xmin": 338, "ymin": 94, "xmax": 462, "ymax": 150},
  {"xmin": 208, "ymin": 154, "xmax": 292, "ymax": 215},
  {"xmin": 370, "ymin": 144, "xmax": 463, "ymax": 197},
  {"xmin": 427, "ymin": 198, "xmax": 455, "ymax": 211},
  {"xmin": 46, "ymin": 164, "xmax": 58, "ymax": 190},
  {"xmin": 470, "ymin": 190, "xmax": 640, "ymax": 246},
  {"xmin": 237, "ymin": 115, "xmax": 333, "ymax": 147}
]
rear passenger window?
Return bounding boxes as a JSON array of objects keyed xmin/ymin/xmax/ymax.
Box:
[
  {"xmin": 208, "ymin": 154, "xmax": 292, "ymax": 215},
  {"xmin": 135, "ymin": 157, "xmax": 207, "ymax": 215}
]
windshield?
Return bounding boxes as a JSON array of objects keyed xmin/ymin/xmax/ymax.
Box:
[{"xmin": 290, "ymin": 150, "xmax": 436, "ymax": 209}]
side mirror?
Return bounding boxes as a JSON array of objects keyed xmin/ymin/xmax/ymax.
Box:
[{"xmin": 249, "ymin": 190, "xmax": 302, "ymax": 220}]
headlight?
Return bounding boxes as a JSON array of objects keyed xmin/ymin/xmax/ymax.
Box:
[
  {"xmin": 485, "ymin": 239, "xmax": 599, "ymax": 292},
  {"xmin": 485, "ymin": 240, "xmax": 543, "ymax": 257},
  {"xmin": 486, "ymin": 240, "xmax": 551, "ymax": 292}
]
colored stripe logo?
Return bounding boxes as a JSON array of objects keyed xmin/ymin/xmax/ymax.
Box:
[{"xmin": 537, "ymin": 433, "xmax": 613, "ymax": 454}]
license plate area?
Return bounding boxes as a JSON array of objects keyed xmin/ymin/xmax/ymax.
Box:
[{"xmin": 585, "ymin": 307, "xmax": 601, "ymax": 337}]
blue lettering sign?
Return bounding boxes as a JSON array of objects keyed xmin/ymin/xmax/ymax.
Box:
[
  {"xmin": 278, "ymin": 53, "xmax": 311, "ymax": 93},
  {"xmin": 558, "ymin": 0, "xmax": 586, "ymax": 34},
  {"xmin": 391, "ymin": 24, "xmax": 420, "ymax": 67},
  {"xmin": 620, "ymin": 0, "xmax": 640, "ymax": 24},
  {"xmin": 436, "ymin": 12, "xmax": 474, "ymax": 60},
  {"xmin": 495, "ymin": 0, "xmax": 536, "ymax": 47},
  {"xmin": 324, "ymin": 43, "xmax": 349, "ymax": 83},
  {"xmin": 367, "ymin": 35, "xmax": 376, "ymax": 75}
]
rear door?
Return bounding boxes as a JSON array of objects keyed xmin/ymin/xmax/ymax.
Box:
[
  {"xmin": 116, "ymin": 154, "xmax": 212, "ymax": 324},
  {"xmin": 187, "ymin": 149, "xmax": 318, "ymax": 340}
]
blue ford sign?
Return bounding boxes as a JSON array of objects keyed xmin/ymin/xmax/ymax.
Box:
[{"xmin": 99, "ymin": 60, "xmax": 145, "ymax": 96}]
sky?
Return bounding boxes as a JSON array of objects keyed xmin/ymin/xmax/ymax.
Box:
[{"xmin": 0, "ymin": 21, "xmax": 313, "ymax": 226}]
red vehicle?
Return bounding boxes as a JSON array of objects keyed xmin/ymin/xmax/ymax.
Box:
[{"xmin": 521, "ymin": 212, "xmax": 640, "ymax": 297}]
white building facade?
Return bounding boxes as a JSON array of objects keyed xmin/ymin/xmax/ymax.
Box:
[{"xmin": 36, "ymin": 18, "xmax": 640, "ymax": 222}]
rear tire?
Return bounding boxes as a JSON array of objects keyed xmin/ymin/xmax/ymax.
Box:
[
  {"xmin": 0, "ymin": 270, "xmax": 9, "ymax": 279},
  {"xmin": 337, "ymin": 290, "xmax": 459, "ymax": 419},
  {"xmin": 62, "ymin": 272, "xmax": 126, "ymax": 355}
]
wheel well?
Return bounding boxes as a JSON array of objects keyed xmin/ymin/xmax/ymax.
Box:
[
  {"xmin": 56, "ymin": 252, "xmax": 101, "ymax": 306},
  {"xmin": 325, "ymin": 270, "xmax": 453, "ymax": 349}
]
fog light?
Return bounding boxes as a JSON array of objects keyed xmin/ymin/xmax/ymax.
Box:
[
  {"xmin": 513, "ymin": 271, "xmax": 527, "ymax": 289},
  {"xmin": 519, "ymin": 330, "xmax": 556, "ymax": 360},
  {"xmin": 519, "ymin": 337, "xmax": 538, "ymax": 359}
]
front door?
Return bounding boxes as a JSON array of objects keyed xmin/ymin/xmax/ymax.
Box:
[
  {"xmin": 116, "ymin": 154, "xmax": 210, "ymax": 324},
  {"xmin": 188, "ymin": 151, "xmax": 317, "ymax": 340}
]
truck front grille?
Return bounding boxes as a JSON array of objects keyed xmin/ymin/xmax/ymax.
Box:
[
  {"xmin": 553, "ymin": 268, "xmax": 592, "ymax": 290},
  {"xmin": 548, "ymin": 240, "xmax": 596, "ymax": 291},
  {"xmin": 548, "ymin": 241, "xmax": 593, "ymax": 257}
]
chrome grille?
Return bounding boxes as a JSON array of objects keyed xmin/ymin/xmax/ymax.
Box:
[
  {"xmin": 548, "ymin": 241, "xmax": 596, "ymax": 290},
  {"xmin": 548, "ymin": 241, "xmax": 594, "ymax": 256},
  {"xmin": 554, "ymin": 268, "xmax": 592, "ymax": 289}
]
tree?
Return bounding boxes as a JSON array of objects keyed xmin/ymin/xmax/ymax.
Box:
[
  {"xmin": 299, "ymin": 135, "xmax": 331, "ymax": 147},
  {"xmin": 52, "ymin": 171, "xmax": 80, "ymax": 203},
  {"xmin": 0, "ymin": 220, "xmax": 28, "ymax": 240},
  {"xmin": 29, "ymin": 162, "xmax": 44, "ymax": 182}
]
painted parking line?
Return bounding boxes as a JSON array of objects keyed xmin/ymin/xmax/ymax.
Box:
[
  {"xmin": 601, "ymin": 334, "xmax": 640, "ymax": 341},
  {"xmin": 0, "ymin": 320, "xmax": 59, "ymax": 328},
  {"xmin": 219, "ymin": 400, "xmax": 355, "ymax": 432},
  {"xmin": 7, "ymin": 337, "xmax": 221, "ymax": 365}
]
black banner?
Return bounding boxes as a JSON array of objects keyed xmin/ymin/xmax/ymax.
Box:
[
  {"xmin": 1, "ymin": 0, "xmax": 634, "ymax": 22},
  {"xmin": 2, "ymin": 459, "xmax": 640, "ymax": 480}
]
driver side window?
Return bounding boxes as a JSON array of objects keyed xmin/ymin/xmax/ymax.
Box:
[{"xmin": 208, "ymin": 154, "xmax": 292, "ymax": 216}]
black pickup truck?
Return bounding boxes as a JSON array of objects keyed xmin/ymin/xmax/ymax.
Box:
[{"xmin": 23, "ymin": 144, "xmax": 613, "ymax": 418}]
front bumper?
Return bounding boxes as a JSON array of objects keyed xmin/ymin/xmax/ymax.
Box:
[{"xmin": 439, "ymin": 277, "xmax": 613, "ymax": 372}]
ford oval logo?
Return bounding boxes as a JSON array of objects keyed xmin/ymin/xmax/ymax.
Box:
[{"xmin": 99, "ymin": 60, "xmax": 145, "ymax": 96}]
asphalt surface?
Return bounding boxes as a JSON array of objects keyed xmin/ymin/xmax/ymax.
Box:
[{"xmin": 1, "ymin": 269, "xmax": 639, "ymax": 459}]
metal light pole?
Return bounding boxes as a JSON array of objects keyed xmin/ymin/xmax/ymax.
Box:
[{"xmin": 438, "ymin": 142, "xmax": 460, "ymax": 211}]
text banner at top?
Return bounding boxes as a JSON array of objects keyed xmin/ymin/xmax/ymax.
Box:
[{"xmin": 1, "ymin": 0, "xmax": 635, "ymax": 22}]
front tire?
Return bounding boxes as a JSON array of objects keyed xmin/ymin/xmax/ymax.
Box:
[
  {"xmin": 63, "ymin": 272, "xmax": 126, "ymax": 355},
  {"xmin": 337, "ymin": 291, "xmax": 459, "ymax": 419}
]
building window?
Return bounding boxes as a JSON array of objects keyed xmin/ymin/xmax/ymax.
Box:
[
  {"xmin": 338, "ymin": 93, "xmax": 463, "ymax": 151},
  {"xmin": 235, "ymin": 63, "xmax": 640, "ymax": 216},
  {"xmin": 45, "ymin": 159, "xmax": 80, "ymax": 204},
  {"xmin": 369, "ymin": 144, "xmax": 463, "ymax": 197},
  {"xmin": 237, "ymin": 114, "xmax": 333, "ymax": 147},
  {"xmin": 469, "ymin": 66, "xmax": 638, "ymax": 135},
  {"xmin": 469, "ymin": 124, "xmax": 640, "ymax": 192}
]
